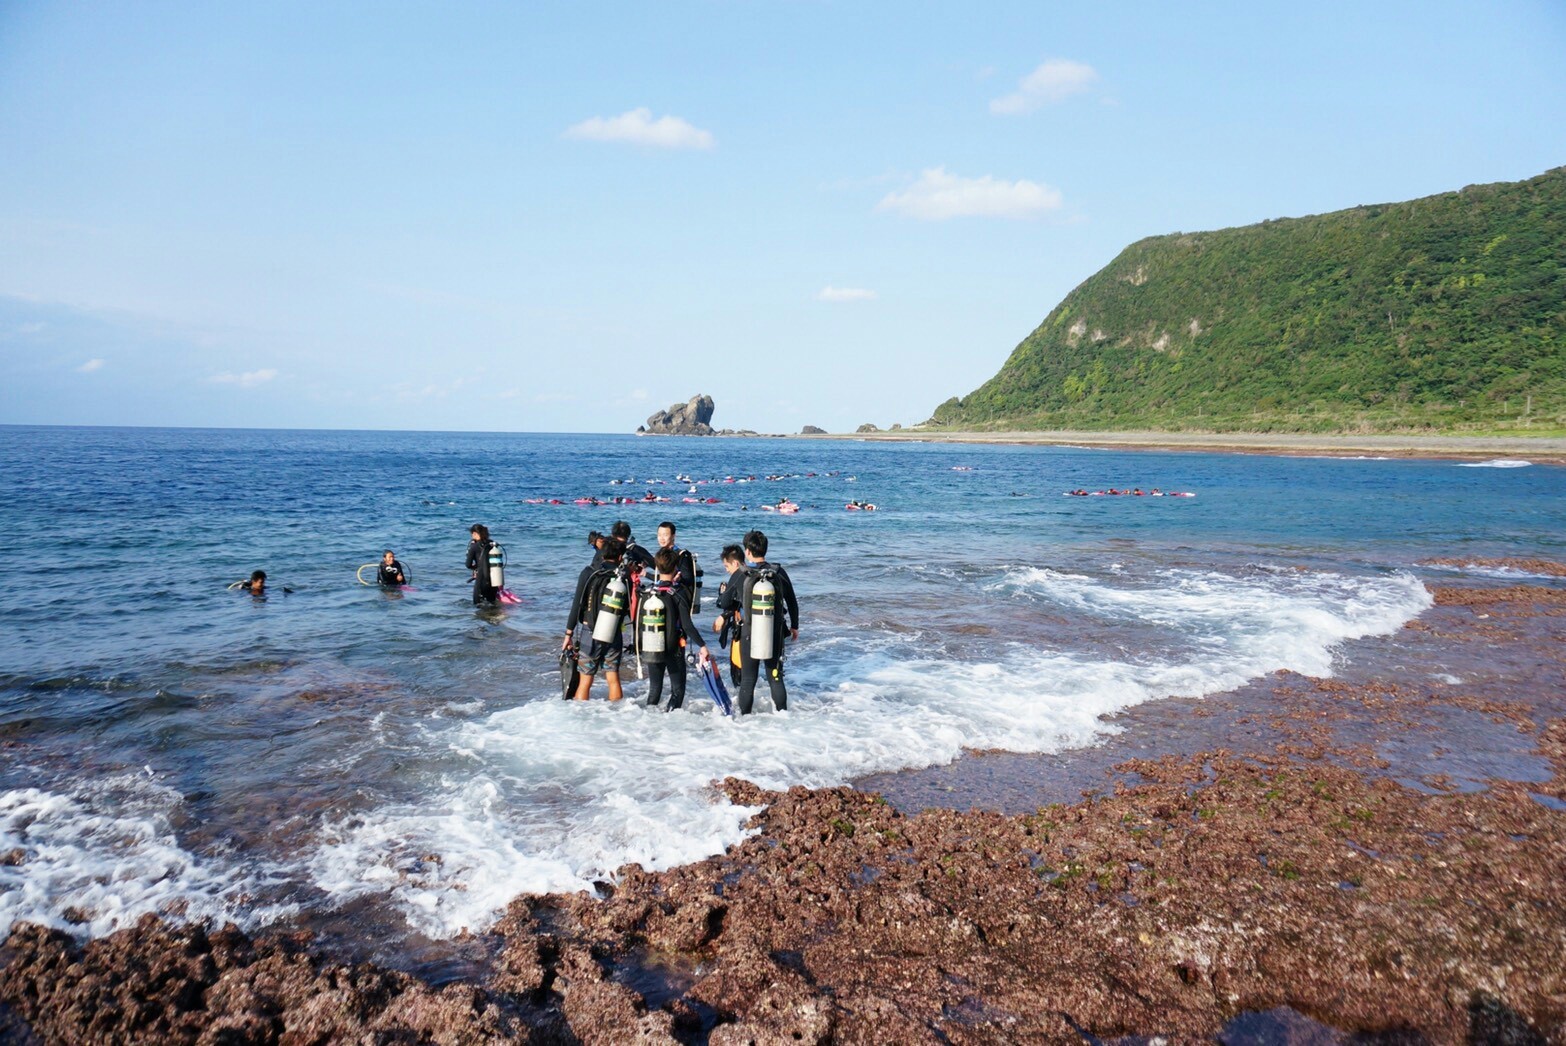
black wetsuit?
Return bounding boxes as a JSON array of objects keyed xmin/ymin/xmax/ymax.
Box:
[
  {"xmin": 467, "ymin": 539, "xmax": 497, "ymax": 604},
  {"xmin": 639, "ymin": 581, "xmax": 707, "ymax": 710},
  {"xmin": 661, "ymin": 545, "xmax": 700, "ymax": 610},
  {"xmin": 730, "ymin": 562, "xmax": 800, "ymax": 715},
  {"xmin": 377, "ymin": 559, "xmax": 407, "ymax": 586}
]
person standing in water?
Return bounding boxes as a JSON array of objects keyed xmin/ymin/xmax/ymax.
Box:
[
  {"xmin": 712, "ymin": 543, "xmax": 746, "ymax": 687},
  {"xmin": 466, "ymin": 524, "xmax": 497, "ymax": 605},
  {"xmin": 564, "ymin": 537, "xmax": 628, "ymax": 701},
  {"xmin": 731, "ymin": 529, "xmax": 799, "ymax": 716},
  {"xmin": 610, "ymin": 520, "xmax": 656, "ymax": 576},
  {"xmin": 655, "ymin": 520, "xmax": 701, "ymax": 610},
  {"xmin": 640, "ymin": 548, "xmax": 710, "ymax": 711}
]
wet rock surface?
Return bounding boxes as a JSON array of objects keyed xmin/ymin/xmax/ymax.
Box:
[{"xmin": 3, "ymin": 582, "xmax": 1564, "ymax": 1043}]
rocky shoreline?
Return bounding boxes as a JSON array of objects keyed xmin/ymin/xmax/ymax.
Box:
[{"xmin": 3, "ymin": 578, "xmax": 1563, "ymax": 1043}]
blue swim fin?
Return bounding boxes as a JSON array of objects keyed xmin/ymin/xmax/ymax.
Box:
[{"xmin": 697, "ymin": 654, "xmax": 733, "ymax": 716}]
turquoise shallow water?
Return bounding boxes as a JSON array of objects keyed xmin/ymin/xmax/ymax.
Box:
[{"xmin": 0, "ymin": 426, "xmax": 1561, "ymax": 944}]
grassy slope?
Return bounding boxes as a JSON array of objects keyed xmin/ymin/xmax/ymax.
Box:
[{"xmin": 930, "ymin": 168, "xmax": 1566, "ymax": 434}]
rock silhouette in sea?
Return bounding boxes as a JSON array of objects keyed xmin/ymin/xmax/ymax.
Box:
[
  {"xmin": 856, "ymin": 423, "xmax": 880, "ymax": 433},
  {"xmin": 801, "ymin": 425, "xmax": 826, "ymax": 435},
  {"xmin": 640, "ymin": 394, "xmax": 716, "ymax": 436}
]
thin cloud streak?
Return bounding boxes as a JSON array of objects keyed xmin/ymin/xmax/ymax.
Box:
[
  {"xmin": 208, "ymin": 368, "xmax": 278, "ymax": 388},
  {"xmin": 565, "ymin": 108, "xmax": 714, "ymax": 150},
  {"xmin": 991, "ymin": 58, "xmax": 1099, "ymax": 114},
  {"xmin": 877, "ymin": 168, "xmax": 1063, "ymax": 221},
  {"xmin": 817, "ymin": 286, "xmax": 877, "ymax": 302}
]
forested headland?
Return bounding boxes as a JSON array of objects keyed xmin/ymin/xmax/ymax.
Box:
[{"xmin": 930, "ymin": 168, "xmax": 1565, "ymax": 435}]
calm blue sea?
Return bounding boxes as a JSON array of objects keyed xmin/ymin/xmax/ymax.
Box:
[{"xmin": 1, "ymin": 426, "xmax": 1561, "ymax": 948}]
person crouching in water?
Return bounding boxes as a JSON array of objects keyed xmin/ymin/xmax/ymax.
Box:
[
  {"xmin": 564, "ymin": 537, "xmax": 628, "ymax": 702},
  {"xmin": 729, "ymin": 530, "xmax": 799, "ymax": 715},
  {"xmin": 639, "ymin": 548, "xmax": 710, "ymax": 711},
  {"xmin": 377, "ymin": 549, "xmax": 407, "ymax": 586},
  {"xmin": 466, "ymin": 524, "xmax": 496, "ymax": 605}
]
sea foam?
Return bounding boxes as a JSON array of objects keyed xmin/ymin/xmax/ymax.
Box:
[{"xmin": 0, "ymin": 773, "xmax": 296, "ymax": 939}]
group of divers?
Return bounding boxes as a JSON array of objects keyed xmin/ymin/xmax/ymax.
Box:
[{"xmin": 235, "ymin": 519, "xmax": 800, "ymax": 718}]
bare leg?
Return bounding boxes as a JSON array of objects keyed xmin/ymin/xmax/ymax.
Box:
[
  {"xmin": 606, "ymin": 670, "xmax": 623, "ymax": 702},
  {"xmin": 574, "ymin": 673, "xmax": 595, "ymax": 701}
]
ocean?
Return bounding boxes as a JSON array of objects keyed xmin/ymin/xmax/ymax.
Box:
[{"xmin": 1, "ymin": 426, "xmax": 1561, "ymax": 956}]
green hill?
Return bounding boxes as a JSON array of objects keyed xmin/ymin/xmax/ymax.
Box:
[{"xmin": 930, "ymin": 168, "xmax": 1566, "ymax": 434}]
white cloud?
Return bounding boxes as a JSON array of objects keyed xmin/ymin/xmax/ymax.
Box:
[
  {"xmin": 564, "ymin": 108, "xmax": 714, "ymax": 150},
  {"xmin": 817, "ymin": 286, "xmax": 878, "ymax": 302},
  {"xmin": 876, "ymin": 168, "xmax": 1063, "ymax": 221},
  {"xmin": 75, "ymin": 358, "xmax": 105, "ymax": 373},
  {"xmin": 208, "ymin": 368, "xmax": 278, "ymax": 388},
  {"xmin": 991, "ymin": 59, "xmax": 1099, "ymax": 115}
]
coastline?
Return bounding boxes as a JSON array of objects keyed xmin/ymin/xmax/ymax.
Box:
[
  {"xmin": 3, "ymin": 571, "xmax": 1563, "ymax": 1042},
  {"xmin": 787, "ymin": 428, "xmax": 1566, "ymax": 463}
]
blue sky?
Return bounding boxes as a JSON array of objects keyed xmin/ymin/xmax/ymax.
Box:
[{"xmin": 2, "ymin": 1, "xmax": 1563, "ymax": 433}]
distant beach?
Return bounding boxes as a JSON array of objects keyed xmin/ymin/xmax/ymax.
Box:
[{"xmin": 795, "ymin": 428, "xmax": 1566, "ymax": 463}]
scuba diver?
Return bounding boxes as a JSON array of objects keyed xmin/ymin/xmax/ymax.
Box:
[
  {"xmin": 720, "ymin": 531, "xmax": 800, "ymax": 715},
  {"xmin": 712, "ymin": 543, "xmax": 746, "ymax": 687},
  {"xmin": 637, "ymin": 548, "xmax": 710, "ymax": 711},
  {"xmin": 234, "ymin": 570, "xmax": 292, "ymax": 595},
  {"xmin": 466, "ymin": 524, "xmax": 503, "ymax": 605},
  {"xmin": 376, "ymin": 550, "xmax": 408, "ymax": 586},
  {"xmin": 564, "ymin": 537, "xmax": 629, "ymax": 702},
  {"xmin": 609, "ymin": 520, "xmax": 656, "ymax": 575},
  {"xmin": 732, "ymin": 530, "xmax": 799, "ymax": 715},
  {"xmin": 655, "ymin": 520, "xmax": 702, "ymax": 612}
]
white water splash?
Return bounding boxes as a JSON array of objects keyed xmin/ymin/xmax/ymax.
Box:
[
  {"xmin": 0, "ymin": 774, "xmax": 295, "ymax": 940},
  {"xmin": 302, "ymin": 568, "xmax": 1432, "ymax": 938}
]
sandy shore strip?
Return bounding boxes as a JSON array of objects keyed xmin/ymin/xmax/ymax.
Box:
[
  {"xmin": 2, "ymin": 573, "xmax": 1563, "ymax": 1042},
  {"xmin": 791, "ymin": 428, "xmax": 1566, "ymax": 462}
]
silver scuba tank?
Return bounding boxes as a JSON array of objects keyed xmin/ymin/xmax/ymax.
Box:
[
  {"xmin": 592, "ymin": 572, "xmax": 629, "ymax": 643},
  {"xmin": 689, "ymin": 550, "xmax": 703, "ymax": 613},
  {"xmin": 640, "ymin": 590, "xmax": 668, "ymax": 661},
  {"xmin": 487, "ymin": 542, "xmax": 505, "ymax": 589},
  {"xmin": 747, "ymin": 574, "xmax": 777, "ymax": 660}
]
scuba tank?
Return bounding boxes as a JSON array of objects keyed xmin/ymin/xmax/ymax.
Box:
[
  {"xmin": 747, "ymin": 572, "xmax": 777, "ymax": 660},
  {"xmin": 486, "ymin": 542, "xmax": 505, "ymax": 589},
  {"xmin": 638, "ymin": 588, "xmax": 668, "ymax": 663},
  {"xmin": 592, "ymin": 570, "xmax": 629, "ymax": 643},
  {"xmin": 689, "ymin": 550, "xmax": 703, "ymax": 613}
]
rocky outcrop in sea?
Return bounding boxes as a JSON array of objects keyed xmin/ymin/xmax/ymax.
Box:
[{"xmin": 639, "ymin": 395, "xmax": 716, "ymax": 436}]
